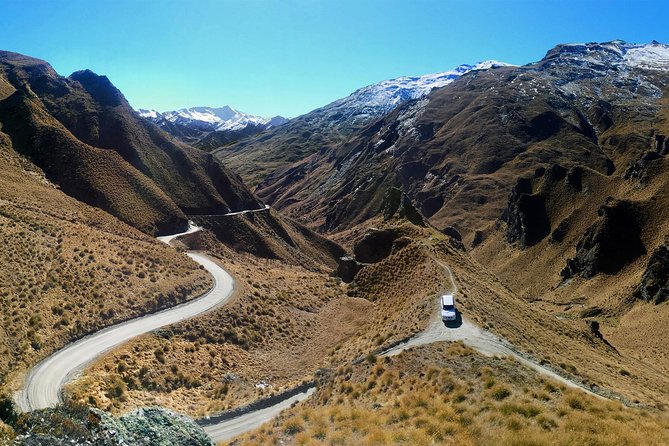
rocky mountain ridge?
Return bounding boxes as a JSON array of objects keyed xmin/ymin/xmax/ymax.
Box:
[
  {"xmin": 243, "ymin": 41, "xmax": 669, "ymax": 375},
  {"xmin": 139, "ymin": 105, "xmax": 288, "ymax": 132},
  {"xmin": 213, "ymin": 60, "xmax": 511, "ymax": 186}
]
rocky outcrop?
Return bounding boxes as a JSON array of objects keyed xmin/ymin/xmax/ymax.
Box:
[
  {"xmin": 353, "ymin": 229, "xmax": 400, "ymax": 264},
  {"xmin": 337, "ymin": 256, "xmax": 365, "ymax": 283},
  {"xmin": 441, "ymin": 226, "xmax": 465, "ymax": 251},
  {"xmin": 382, "ymin": 188, "xmax": 426, "ymax": 227},
  {"xmin": 550, "ymin": 218, "xmax": 570, "ymax": 244},
  {"xmin": 10, "ymin": 405, "xmax": 212, "ymax": 446},
  {"xmin": 652, "ymin": 132, "xmax": 669, "ymax": 156},
  {"xmin": 625, "ymin": 132, "xmax": 669, "ymax": 183},
  {"xmin": 561, "ymin": 200, "xmax": 645, "ymax": 279},
  {"xmin": 625, "ymin": 151, "xmax": 662, "ymax": 182},
  {"xmin": 94, "ymin": 407, "xmax": 212, "ymax": 446},
  {"xmin": 635, "ymin": 245, "xmax": 669, "ymax": 304},
  {"xmin": 502, "ymin": 178, "xmax": 550, "ymax": 248},
  {"xmin": 586, "ymin": 320, "xmax": 615, "ymax": 350}
]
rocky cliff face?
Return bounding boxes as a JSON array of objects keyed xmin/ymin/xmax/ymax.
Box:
[
  {"xmin": 561, "ymin": 200, "xmax": 646, "ymax": 279},
  {"xmin": 636, "ymin": 245, "xmax": 669, "ymax": 304},
  {"xmin": 502, "ymin": 178, "xmax": 550, "ymax": 248}
]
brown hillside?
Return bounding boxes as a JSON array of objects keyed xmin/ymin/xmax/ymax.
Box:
[
  {"xmin": 188, "ymin": 210, "xmax": 346, "ymax": 270},
  {"xmin": 69, "ymin": 217, "xmax": 669, "ymax": 419},
  {"xmin": 0, "ymin": 50, "xmax": 262, "ymax": 220},
  {"xmin": 231, "ymin": 343, "xmax": 669, "ymax": 446},
  {"xmin": 66, "ymin": 227, "xmax": 365, "ymax": 417},
  {"xmin": 0, "ymin": 130, "xmax": 210, "ymax": 399},
  {"xmin": 234, "ymin": 42, "xmax": 669, "ymax": 395}
]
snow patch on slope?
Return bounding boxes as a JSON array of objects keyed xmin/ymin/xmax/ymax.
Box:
[
  {"xmin": 326, "ymin": 60, "xmax": 513, "ymax": 119},
  {"xmin": 624, "ymin": 43, "xmax": 669, "ymax": 70},
  {"xmin": 547, "ymin": 40, "xmax": 669, "ymax": 72}
]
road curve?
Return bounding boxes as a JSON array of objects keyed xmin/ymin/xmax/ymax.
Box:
[
  {"xmin": 15, "ymin": 225, "xmax": 234, "ymax": 412},
  {"xmin": 201, "ymin": 387, "xmax": 315, "ymax": 443},
  {"xmin": 381, "ymin": 257, "xmax": 603, "ymax": 399},
  {"xmin": 188, "ymin": 204, "xmax": 270, "ymax": 218},
  {"xmin": 14, "ymin": 224, "xmax": 604, "ymax": 443}
]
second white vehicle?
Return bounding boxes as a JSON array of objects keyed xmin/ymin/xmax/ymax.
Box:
[{"xmin": 441, "ymin": 294, "xmax": 457, "ymax": 322}]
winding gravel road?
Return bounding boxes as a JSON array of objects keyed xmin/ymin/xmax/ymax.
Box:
[
  {"xmin": 15, "ymin": 220, "xmax": 316, "ymax": 445},
  {"xmin": 15, "ymin": 225, "xmax": 234, "ymax": 412},
  {"xmin": 201, "ymin": 387, "xmax": 316, "ymax": 442},
  {"xmin": 188, "ymin": 204, "xmax": 270, "ymax": 218}
]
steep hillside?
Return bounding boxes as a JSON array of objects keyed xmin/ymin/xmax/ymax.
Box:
[
  {"xmin": 64, "ymin": 215, "xmax": 365, "ymax": 417},
  {"xmin": 188, "ymin": 209, "xmax": 345, "ymax": 270},
  {"xmin": 0, "ymin": 51, "xmax": 262, "ymax": 223},
  {"xmin": 0, "ymin": 88, "xmax": 185, "ymax": 235},
  {"xmin": 214, "ymin": 61, "xmax": 509, "ymax": 187},
  {"xmin": 231, "ymin": 343, "xmax": 669, "ymax": 446},
  {"xmin": 0, "ymin": 130, "xmax": 210, "ymax": 402},
  {"xmin": 69, "ymin": 213, "xmax": 669, "ymax": 419},
  {"xmin": 256, "ymin": 41, "xmax": 669, "ymax": 235}
]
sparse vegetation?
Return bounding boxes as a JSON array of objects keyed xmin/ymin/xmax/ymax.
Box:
[
  {"xmin": 66, "ymin": 242, "xmax": 370, "ymax": 417},
  {"xmin": 230, "ymin": 343, "xmax": 669, "ymax": 446}
]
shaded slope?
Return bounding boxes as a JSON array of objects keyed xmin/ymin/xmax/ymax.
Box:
[
  {"xmin": 187, "ymin": 209, "xmax": 346, "ymax": 271},
  {"xmin": 0, "ymin": 88, "xmax": 185, "ymax": 234},
  {"xmin": 0, "ymin": 50, "xmax": 262, "ymax": 219}
]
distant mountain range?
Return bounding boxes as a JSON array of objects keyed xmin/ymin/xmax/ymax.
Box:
[
  {"xmin": 139, "ymin": 105, "xmax": 289, "ymax": 132},
  {"xmin": 136, "ymin": 106, "xmax": 288, "ymax": 147}
]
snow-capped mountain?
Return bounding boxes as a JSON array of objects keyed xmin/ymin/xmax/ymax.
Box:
[
  {"xmin": 543, "ymin": 40, "xmax": 669, "ymax": 72},
  {"xmin": 218, "ymin": 60, "xmax": 514, "ymax": 185},
  {"xmin": 320, "ymin": 60, "xmax": 513, "ymax": 122},
  {"xmin": 138, "ymin": 105, "xmax": 288, "ymax": 132}
]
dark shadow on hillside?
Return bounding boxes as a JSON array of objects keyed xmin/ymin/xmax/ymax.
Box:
[{"xmin": 443, "ymin": 310, "xmax": 463, "ymax": 328}]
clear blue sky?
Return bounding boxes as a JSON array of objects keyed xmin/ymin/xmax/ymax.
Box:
[{"xmin": 1, "ymin": 0, "xmax": 667, "ymax": 117}]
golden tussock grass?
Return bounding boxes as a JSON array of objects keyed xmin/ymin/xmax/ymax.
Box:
[{"xmin": 231, "ymin": 342, "xmax": 669, "ymax": 446}]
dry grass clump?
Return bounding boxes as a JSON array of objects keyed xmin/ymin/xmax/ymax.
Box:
[{"xmin": 231, "ymin": 342, "xmax": 669, "ymax": 446}]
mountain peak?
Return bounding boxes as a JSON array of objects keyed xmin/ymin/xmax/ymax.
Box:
[
  {"xmin": 324, "ymin": 60, "xmax": 515, "ymax": 119},
  {"xmin": 543, "ymin": 40, "xmax": 669, "ymax": 71}
]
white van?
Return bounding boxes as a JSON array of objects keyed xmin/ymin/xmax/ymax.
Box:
[{"xmin": 441, "ymin": 294, "xmax": 456, "ymax": 322}]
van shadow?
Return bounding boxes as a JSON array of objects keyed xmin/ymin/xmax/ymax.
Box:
[{"xmin": 442, "ymin": 310, "xmax": 463, "ymax": 328}]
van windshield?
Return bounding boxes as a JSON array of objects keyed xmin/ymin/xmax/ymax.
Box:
[{"xmin": 443, "ymin": 305, "xmax": 454, "ymax": 311}]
